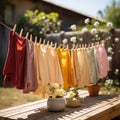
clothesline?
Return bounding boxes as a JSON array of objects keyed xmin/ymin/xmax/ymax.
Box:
[
  {"xmin": 0, "ymin": 21, "xmax": 11, "ymax": 30},
  {"xmin": 3, "ymin": 25, "xmax": 110, "ymax": 98},
  {"xmin": 0, "ymin": 21, "xmax": 105, "ymax": 48}
]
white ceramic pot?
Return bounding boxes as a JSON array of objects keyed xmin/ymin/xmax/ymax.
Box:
[{"xmin": 47, "ymin": 97, "xmax": 66, "ymax": 112}]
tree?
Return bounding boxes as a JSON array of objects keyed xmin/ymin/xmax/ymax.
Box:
[
  {"xmin": 17, "ymin": 10, "xmax": 62, "ymax": 40},
  {"xmin": 103, "ymin": 0, "xmax": 120, "ymax": 28}
]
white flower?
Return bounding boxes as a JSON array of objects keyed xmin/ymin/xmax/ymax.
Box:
[
  {"xmin": 91, "ymin": 28, "xmax": 97, "ymax": 34},
  {"xmin": 62, "ymin": 38, "xmax": 68, "ymax": 44},
  {"xmin": 106, "ymin": 22, "xmax": 113, "ymax": 28},
  {"xmin": 106, "ymin": 79, "xmax": 113, "ymax": 85},
  {"xmin": 81, "ymin": 27, "xmax": 88, "ymax": 33},
  {"xmin": 70, "ymin": 36, "xmax": 76, "ymax": 43},
  {"xmin": 70, "ymin": 24, "xmax": 77, "ymax": 31},
  {"xmin": 114, "ymin": 69, "xmax": 119, "ymax": 75},
  {"xmin": 84, "ymin": 18, "xmax": 90, "ymax": 24},
  {"xmin": 107, "ymin": 47, "xmax": 113, "ymax": 53},
  {"xmin": 94, "ymin": 21, "xmax": 100, "ymax": 27},
  {"xmin": 107, "ymin": 56, "xmax": 112, "ymax": 62},
  {"xmin": 114, "ymin": 37, "xmax": 120, "ymax": 42},
  {"xmin": 67, "ymin": 91, "xmax": 76, "ymax": 98},
  {"xmin": 109, "ymin": 36, "xmax": 111, "ymax": 39}
]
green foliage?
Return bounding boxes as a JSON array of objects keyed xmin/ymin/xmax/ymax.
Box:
[
  {"xmin": 103, "ymin": 0, "xmax": 120, "ymax": 28},
  {"xmin": 17, "ymin": 10, "xmax": 62, "ymax": 40}
]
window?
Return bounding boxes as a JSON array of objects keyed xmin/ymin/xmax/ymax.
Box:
[{"xmin": 4, "ymin": 4, "xmax": 15, "ymax": 24}]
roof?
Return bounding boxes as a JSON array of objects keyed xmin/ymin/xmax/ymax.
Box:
[{"xmin": 42, "ymin": 0, "xmax": 100, "ymax": 20}]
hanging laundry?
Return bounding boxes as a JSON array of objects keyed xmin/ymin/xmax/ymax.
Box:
[
  {"xmin": 47, "ymin": 47, "xmax": 64, "ymax": 85},
  {"xmin": 76, "ymin": 48, "xmax": 92, "ymax": 87},
  {"xmin": 86, "ymin": 47, "xmax": 99, "ymax": 84},
  {"xmin": 3, "ymin": 30, "xmax": 26, "ymax": 89},
  {"xmin": 23, "ymin": 40, "xmax": 38, "ymax": 93},
  {"xmin": 70, "ymin": 49, "xmax": 77, "ymax": 87},
  {"xmin": 34, "ymin": 45, "xmax": 50, "ymax": 98},
  {"xmin": 95, "ymin": 44, "xmax": 110, "ymax": 79},
  {"xmin": 57, "ymin": 48, "xmax": 72, "ymax": 90}
]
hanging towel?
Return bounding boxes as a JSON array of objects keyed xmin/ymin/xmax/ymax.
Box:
[
  {"xmin": 47, "ymin": 47, "xmax": 64, "ymax": 85},
  {"xmin": 57, "ymin": 48, "xmax": 72, "ymax": 90},
  {"xmin": 76, "ymin": 48, "xmax": 92, "ymax": 87},
  {"xmin": 95, "ymin": 44, "xmax": 110, "ymax": 79},
  {"xmin": 86, "ymin": 47, "xmax": 99, "ymax": 84},
  {"xmin": 3, "ymin": 30, "xmax": 26, "ymax": 89},
  {"xmin": 23, "ymin": 40, "xmax": 38, "ymax": 93}
]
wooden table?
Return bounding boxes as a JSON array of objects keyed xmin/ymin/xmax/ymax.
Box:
[{"xmin": 0, "ymin": 90, "xmax": 120, "ymax": 120}]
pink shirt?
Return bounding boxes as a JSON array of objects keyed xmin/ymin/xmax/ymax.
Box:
[{"xmin": 95, "ymin": 44, "xmax": 110, "ymax": 79}]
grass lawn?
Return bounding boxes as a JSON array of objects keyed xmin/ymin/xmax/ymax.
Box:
[{"xmin": 0, "ymin": 87, "xmax": 40, "ymax": 110}]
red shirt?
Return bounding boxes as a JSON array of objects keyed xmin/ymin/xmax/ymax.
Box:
[{"xmin": 3, "ymin": 30, "xmax": 26, "ymax": 89}]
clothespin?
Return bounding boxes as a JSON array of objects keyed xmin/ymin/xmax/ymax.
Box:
[
  {"xmin": 66, "ymin": 44, "xmax": 69, "ymax": 49},
  {"xmin": 39, "ymin": 38, "xmax": 42, "ymax": 44},
  {"xmin": 50, "ymin": 42, "xmax": 53, "ymax": 47},
  {"xmin": 19, "ymin": 28, "xmax": 23, "ymax": 37},
  {"xmin": 82, "ymin": 44, "xmax": 84, "ymax": 48},
  {"xmin": 43, "ymin": 39, "xmax": 46, "ymax": 45},
  {"xmin": 58, "ymin": 43, "xmax": 62, "ymax": 48},
  {"xmin": 30, "ymin": 34, "xmax": 32, "ymax": 42},
  {"xmin": 25, "ymin": 32, "xmax": 29, "ymax": 39},
  {"xmin": 88, "ymin": 43, "xmax": 91, "ymax": 48},
  {"xmin": 54, "ymin": 42, "xmax": 57, "ymax": 48},
  {"xmin": 13, "ymin": 24, "xmax": 17, "ymax": 32},
  {"xmin": 72, "ymin": 44, "xmax": 75, "ymax": 49},
  {"xmin": 76, "ymin": 44, "xmax": 78, "ymax": 49},
  {"xmin": 12, "ymin": 24, "xmax": 17, "ymax": 35},
  {"xmin": 47, "ymin": 41, "xmax": 49, "ymax": 46},
  {"xmin": 35, "ymin": 36, "xmax": 37, "ymax": 43}
]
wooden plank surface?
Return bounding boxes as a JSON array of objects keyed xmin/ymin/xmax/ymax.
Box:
[{"xmin": 0, "ymin": 90, "xmax": 120, "ymax": 120}]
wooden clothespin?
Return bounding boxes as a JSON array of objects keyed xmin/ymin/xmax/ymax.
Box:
[
  {"xmin": 47, "ymin": 41, "xmax": 49, "ymax": 46},
  {"xmin": 25, "ymin": 32, "xmax": 29, "ymax": 39},
  {"xmin": 76, "ymin": 44, "xmax": 78, "ymax": 49},
  {"xmin": 50, "ymin": 42, "xmax": 53, "ymax": 47},
  {"xmin": 35, "ymin": 36, "xmax": 37, "ymax": 43},
  {"xmin": 72, "ymin": 44, "xmax": 75, "ymax": 49},
  {"xmin": 19, "ymin": 28, "xmax": 23, "ymax": 37},
  {"xmin": 88, "ymin": 43, "xmax": 91, "ymax": 48},
  {"xmin": 54, "ymin": 42, "xmax": 57, "ymax": 48},
  {"xmin": 58, "ymin": 43, "xmax": 62, "ymax": 48},
  {"xmin": 39, "ymin": 38, "xmax": 42, "ymax": 44},
  {"xmin": 82, "ymin": 44, "xmax": 84, "ymax": 48},
  {"xmin": 12, "ymin": 24, "xmax": 17, "ymax": 35},
  {"xmin": 43, "ymin": 39, "xmax": 46, "ymax": 45},
  {"xmin": 30, "ymin": 34, "xmax": 32, "ymax": 42},
  {"xmin": 66, "ymin": 44, "xmax": 69, "ymax": 49}
]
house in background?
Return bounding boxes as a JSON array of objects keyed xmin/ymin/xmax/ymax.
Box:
[
  {"xmin": 0, "ymin": 0, "xmax": 97, "ymax": 85},
  {"xmin": 4, "ymin": 0, "xmax": 97, "ymax": 31}
]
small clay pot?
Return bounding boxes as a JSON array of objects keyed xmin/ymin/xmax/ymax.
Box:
[{"xmin": 87, "ymin": 85, "xmax": 100, "ymax": 97}]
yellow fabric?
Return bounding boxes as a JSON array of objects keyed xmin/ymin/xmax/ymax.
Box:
[{"xmin": 57, "ymin": 48, "xmax": 73, "ymax": 90}]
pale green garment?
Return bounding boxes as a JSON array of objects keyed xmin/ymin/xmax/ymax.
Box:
[{"xmin": 86, "ymin": 47, "xmax": 99, "ymax": 84}]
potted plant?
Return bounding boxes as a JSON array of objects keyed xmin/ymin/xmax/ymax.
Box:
[
  {"xmin": 46, "ymin": 82, "xmax": 66, "ymax": 112},
  {"xmin": 86, "ymin": 79, "xmax": 101, "ymax": 97},
  {"xmin": 66, "ymin": 88, "xmax": 83, "ymax": 107}
]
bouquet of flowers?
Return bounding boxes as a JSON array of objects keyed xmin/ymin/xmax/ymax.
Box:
[{"xmin": 46, "ymin": 82, "xmax": 66, "ymax": 99}]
